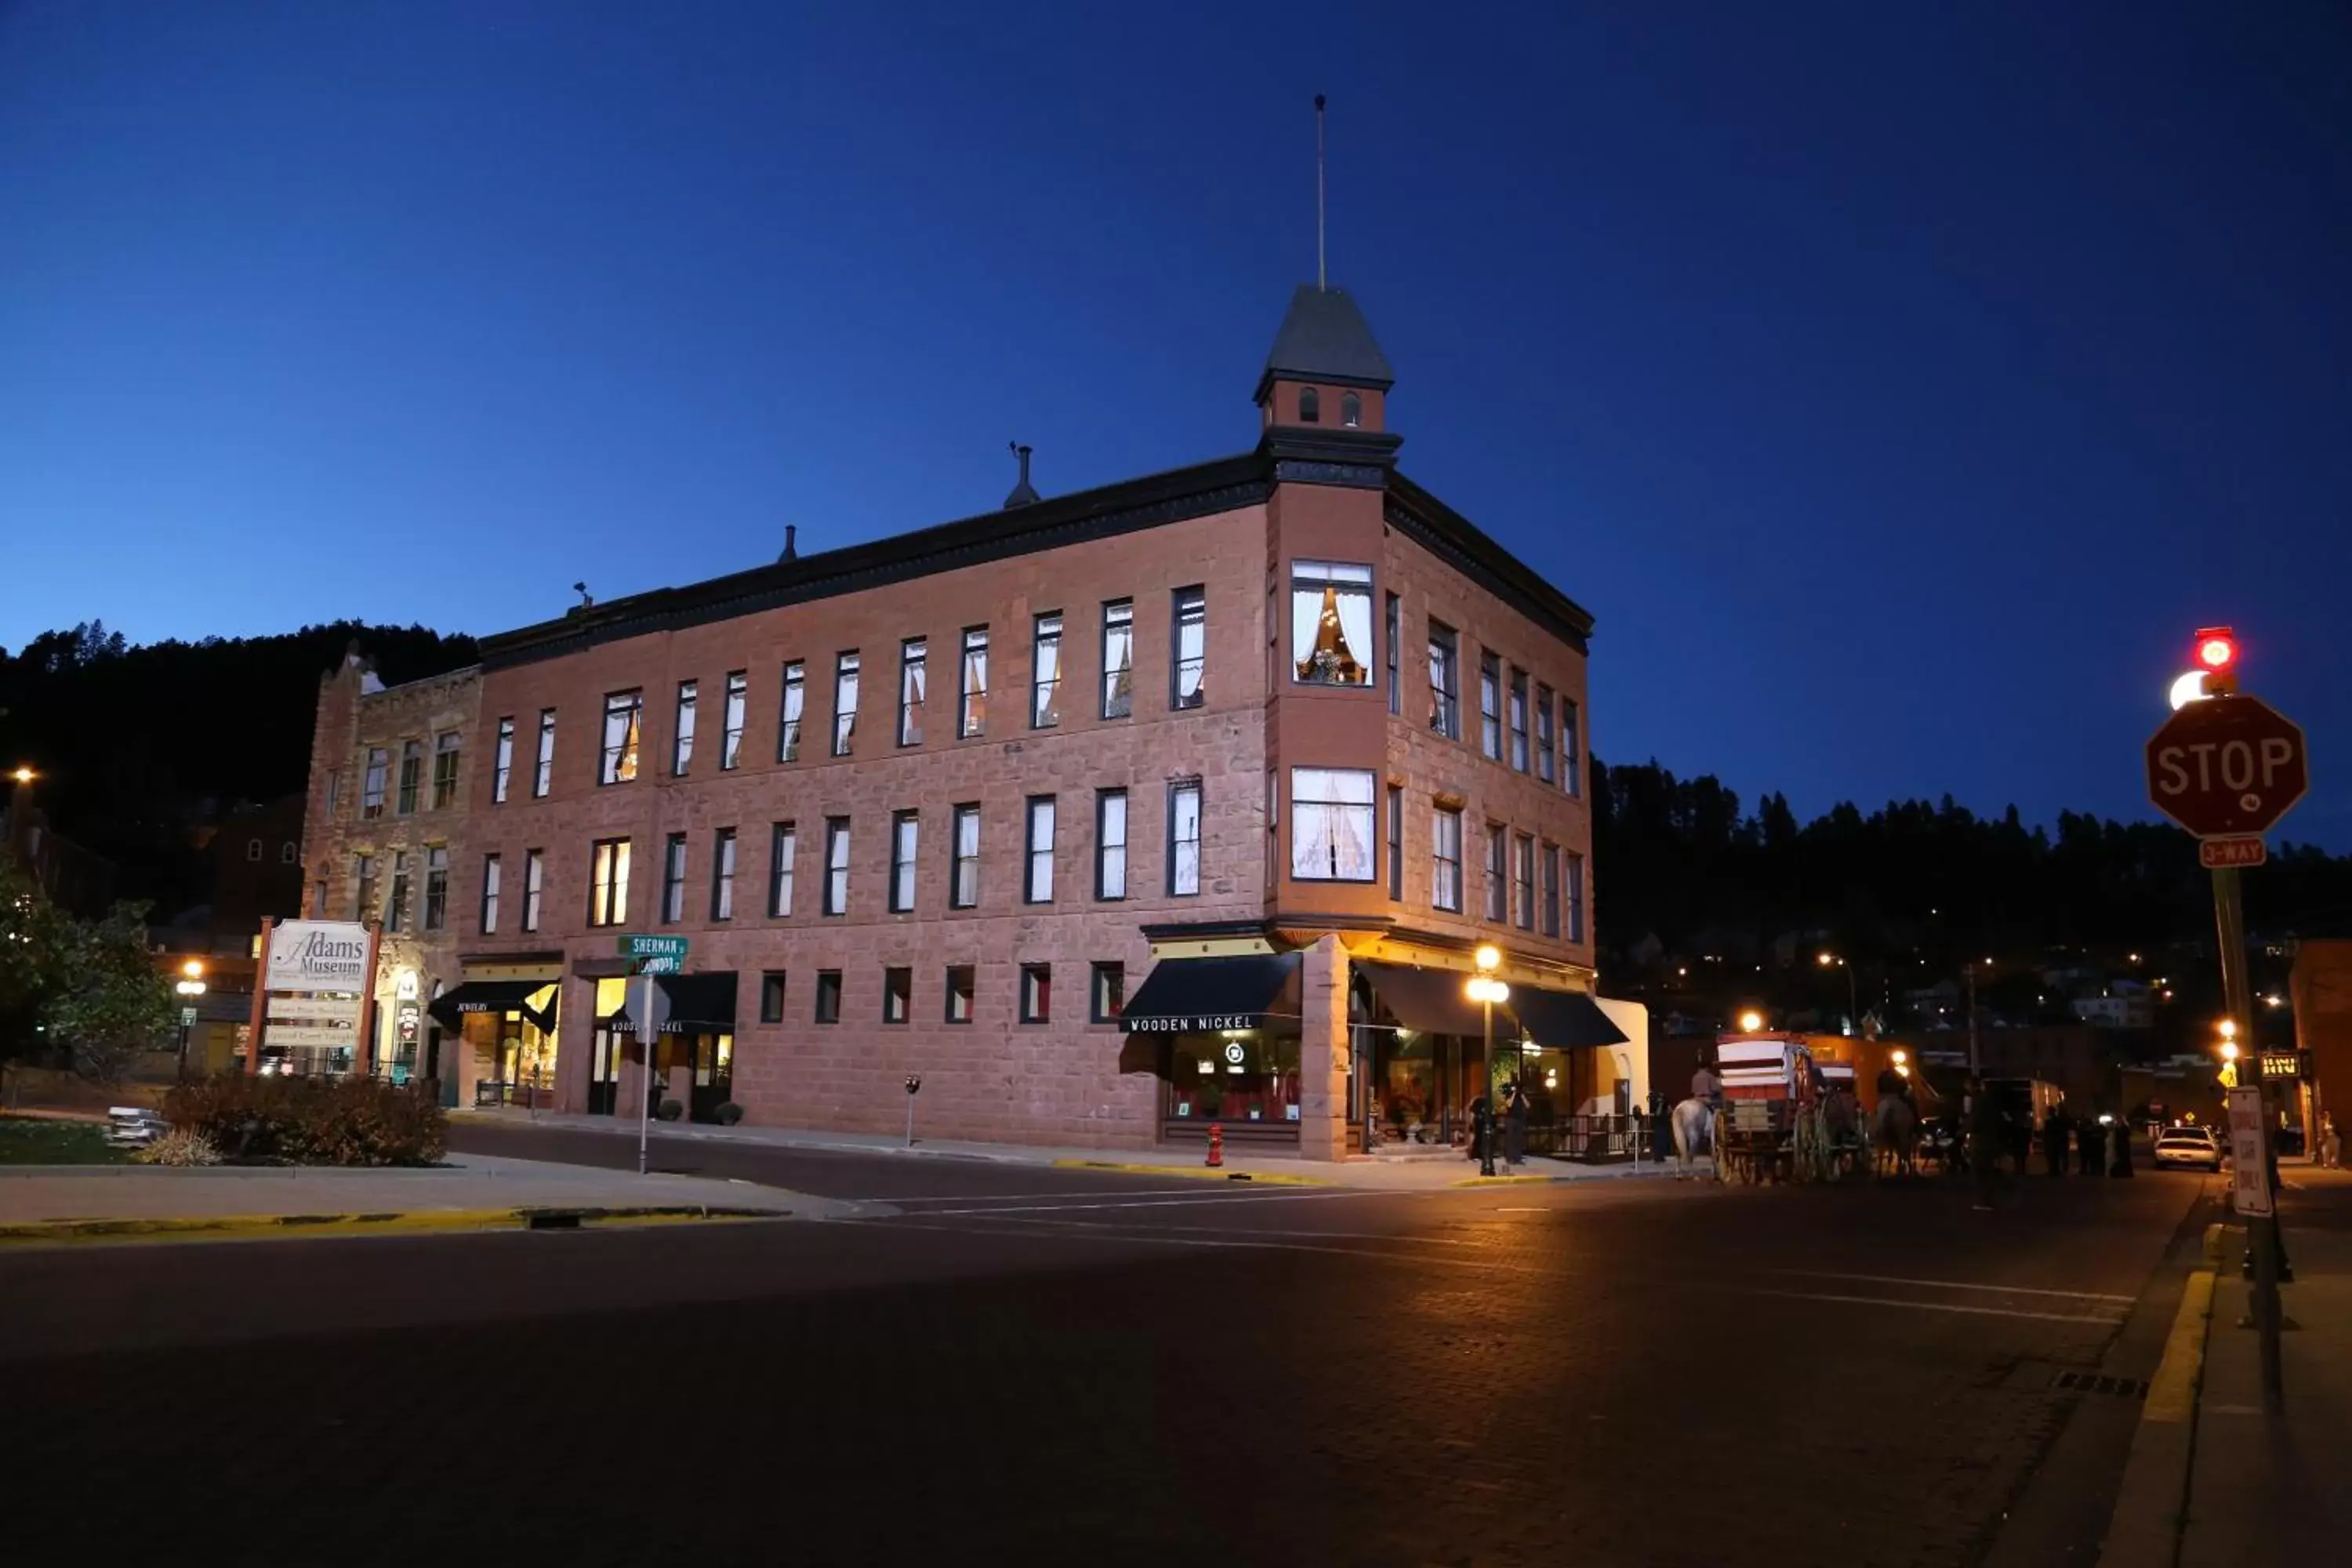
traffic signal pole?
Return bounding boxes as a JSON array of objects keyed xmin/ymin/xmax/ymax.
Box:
[{"xmin": 2212, "ymin": 863, "xmax": 2285, "ymax": 1412}]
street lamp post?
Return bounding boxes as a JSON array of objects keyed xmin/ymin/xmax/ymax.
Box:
[
  {"xmin": 173, "ymin": 960, "xmax": 206, "ymax": 1080},
  {"xmin": 1817, "ymin": 953, "xmax": 1858, "ymax": 1033},
  {"xmin": 1465, "ymin": 946, "xmax": 1509, "ymax": 1177}
]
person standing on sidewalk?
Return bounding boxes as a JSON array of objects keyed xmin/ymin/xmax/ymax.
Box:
[
  {"xmin": 1504, "ymin": 1080, "xmax": 1529, "ymax": 1171},
  {"xmin": 2320, "ymin": 1112, "xmax": 2341, "ymax": 1171},
  {"xmin": 1968, "ymin": 1076, "xmax": 2002, "ymax": 1210},
  {"xmin": 2042, "ymin": 1107, "xmax": 2070, "ymax": 1177}
]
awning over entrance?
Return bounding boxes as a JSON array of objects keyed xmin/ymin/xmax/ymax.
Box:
[
  {"xmin": 611, "ymin": 971, "xmax": 739, "ymax": 1036},
  {"xmin": 1508, "ymin": 985, "xmax": 1628, "ymax": 1050},
  {"xmin": 1120, "ymin": 953, "xmax": 1301, "ymax": 1033},
  {"xmin": 429, "ymin": 980, "xmax": 557, "ymax": 1034},
  {"xmin": 1355, "ymin": 960, "xmax": 1489, "ymax": 1037}
]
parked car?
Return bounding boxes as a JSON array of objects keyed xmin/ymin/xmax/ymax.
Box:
[
  {"xmin": 2153, "ymin": 1126, "xmax": 2226, "ymax": 1171},
  {"xmin": 102, "ymin": 1106, "xmax": 167, "ymax": 1149}
]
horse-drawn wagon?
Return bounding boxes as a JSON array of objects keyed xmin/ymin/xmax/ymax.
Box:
[{"xmin": 1714, "ymin": 1036, "xmax": 1824, "ymax": 1184}]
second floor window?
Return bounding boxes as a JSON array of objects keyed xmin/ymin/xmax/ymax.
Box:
[
  {"xmin": 831, "ymin": 652, "xmax": 858, "ymax": 757},
  {"xmin": 1292, "ymin": 561, "xmax": 1373, "ymax": 684},
  {"xmin": 1536, "ymin": 685, "xmax": 1555, "ymax": 784},
  {"xmin": 1290, "ymin": 768, "xmax": 1375, "ymax": 882},
  {"xmin": 950, "ymin": 803, "xmax": 980, "ymax": 909},
  {"xmin": 1096, "ymin": 789, "xmax": 1127, "ymax": 899},
  {"xmin": 1387, "ymin": 785, "xmax": 1403, "ymax": 899},
  {"xmin": 432, "ymin": 732, "xmax": 461, "ymax": 809},
  {"xmin": 898, "ymin": 640, "xmax": 926, "ymax": 746},
  {"xmin": 1171, "ymin": 587, "xmax": 1206, "ymax": 709},
  {"xmin": 1513, "ymin": 833, "xmax": 1535, "ymax": 931},
  {"xmin": 588, "ymin": 837, "xmax": 630, "ymax": 927},
  {"xmin": 361, "ymin": 747, "xmax": 388, "ymax": 818},
  {"xmin": 1566, "ymin": 851, "xmax": 1586, "ymax": 942},
  {"xmin": 662, "ymin": 833, "xmax": 688, "ymax": 924},
  {"xmin": 353, "ymin": 853, "xmax": 378, "ymax": 923},
  {"xmin": 1025, "ymin": 796, "xmax": 1055, "ymax": 903},
  {"xmin": 673, "ymin": 681, "xmax": 697, "ymax": 774},
  {"xmin": 1168, "ymin": 780, "xmax": 1202, "ymax": 896},
  {"xmin": 1485, "ymin": 825, "xmax": 1508, "ymax": 922},
  {"xmin": 822, "ymin": 817, "xmax": 848, "ymax": 916},
  {"xmin": 1385, "ymin": 593, "xmax": 1400, "ymax": 714},
  {"xmin": 1508, "ymin": 669, "xmax": 1530, "ymax": 772},
  {"xmin": 769, "ymin": 822, "xmax": 796, "ymax": 916},
  {"xmin": 1432, "ymin": 808, "xmax": 1463, "ymax": 913},
  {"xmin": 712, "ymin": 827, "xmax": 737, "ymax": 920},
  {"xmin": 889, "ymin": 810, "xmax": 918, "ymax": 913},
  {"xmin": 534, "ymin": 710, "xmax": 555, "ymax": 797},
  {"xmin": 1032, "ymin": 612, "xmax": 1063, "ymax": 728},
  {"xmin": 601, "ymin": 692, "xmax": 642, "ymax": 785},
  {"xmin": 1479, "ymin": 655, "xmax": 1502, "ymax": 760},
  {"xmin": 959, "ymin": 627, "xmax": 988, "ymax": 737},
  {"xmin": 397, "ymin": 740, "xmax": 423, "ymax": 814},
  {"xmin": 778, "ymin": 661, "xmax": 805, "ymax": 761},
  {"xmin": 1541, "ymin": 843, "xmax": 1561, "ymax": 938},
  {"xmin": 1101, "ymin": 601, "xmax": 1134, "ymax": 719},
  {"xmin": 1561, "ymin": 696, "xmax": 1581, "ymax": 797},
  {"xmin": 386, "ymin": 851, "xmax": 410, "ymax": 931},
  {"xmin": 492, "ymin": 718, "xmax": 514, "ymax": 803},
  {"xmin": 721, "ymin": 671, "xmax": 746, "ymax": 768},
  {"xmin": 1428, "ymin": 623, "xmax": 1460, "ymax": 739},
  {"xmin": 423, "ymin": 845, "xmax": 448, "ymax": 931},
  {"xmin": 522, "ymin": 849, "xmax": 543, "ymax": 931},
  {"xmin": 479, "ymin": 854, "xmax": 501, "ymax": 935}
]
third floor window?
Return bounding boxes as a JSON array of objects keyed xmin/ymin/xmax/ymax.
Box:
[
  {"xmin": 959, "ymin": 627, "xmax": 988, "ymax": 737},
  {"xmin": 721, "ymin": 671, "xmax": 746, "ymax": 768},
  {"xmin": 1292, "ymin": 561, "xmax": 1372, "ymax": 685},
  {"xmin": 778, "ymin": 660, "xmax": 805, "ymax": 762},
  {"xmin": 1101, "ymin": 601, "xmax": 1134, "ymax": 719},
  {"xmin": 361, "ymin": 746, "xmax": 388, "ymax": 818},
  {"xmin": 1479, "ymin": 655, "xmax": 1502, "ymax": 760},
  {"xmin": 432, "ymin": 731, "xmax": 462, "ymax": 810},
  {"xmin": 898, "ymin": 640, "xmax": 927, "ymax": 746},
  {"xmin": 1428, "ymin": 623, "xmax": 1460, "ymax": 739},
  {"xmin": 601, "ymin": 691, "xmax": 642, "ymax": 785},
  {"xmin": 950, "ymin": 803, "xmax": 980, "ymax": 909},
  {"xmin": 1535, "ymin": 684, "xmax": 1555, "ymax": 785},
  {"xmin": 890, "ymin": 810, "xmax": 918, "ymax": 913},
  {"xmin": 1032, "ymin": 612, "xmax": 1063, "ymax": 728},
  {"xmin": 673, "ymin": 681, "xmax": 697, "ymax": 774},
  {"xmin": 396, "ymin": 740, "xmax": 423, "ymax": 814},
  {"xmin": 1171, "ymin": 587, "xmax": 1205, "ymax": 710},
  {"xmin": 832, "ymin": 652, "xmax": 858, "ymax": 757},
  {"xmin": 1508, "ymin": 669, "xmax": 1530, "ymax": 773},
  {"xmin": 533, "ymin": 710, "xmax": 555, "ymax": 797},
  {"xmin": 492, "ymin": 717, "xmax": 514, "ymax": 804}
]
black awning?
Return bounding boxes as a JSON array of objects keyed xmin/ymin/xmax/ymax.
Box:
[
  {"xmin": 1120, "ymin": 953, "xmax": 1301, "ymax": 1033},
  {"xmin": 1507, "ymin": 985, "xmax": 1628, "ymax": 1050},
  {"xmin": 1356, "ymin": 960, "xmax": 1489, "ymax": 1036},
  {"xmin": 429, "ymin": 980, "xmax": 558, "ymax": 1034},
  {"xmin": 612, "ymin": 971, "xmax": 739, "ymax": 1036}
]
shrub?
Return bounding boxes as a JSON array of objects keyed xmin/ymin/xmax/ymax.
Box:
[
  {"xmin": 655, "ymin": 1098, "xmax": 684, "ymax": 1122},
  {"xmin": 160, "ymin": 1074, "xmax": 447, "ymax": 1166},
  {"xmin": 713, "ymin": 1102, "xmax": 744, "ymax": 1126},
  {"xmin": 136, "ymin": 1128, "xmax": 223, "ymax": 1167}
]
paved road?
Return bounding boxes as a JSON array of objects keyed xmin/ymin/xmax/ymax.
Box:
[{"xmin": 5, "ymin": 1144, "xmax": 2215, "ymax": 1567}]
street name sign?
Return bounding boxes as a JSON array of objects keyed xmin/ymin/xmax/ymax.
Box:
[
  {"xmin": 619, "ymin": 934, "xmax": 688, "ymax": 974},
  {"xmin": 2146, "ymin": 695, "xmax": 2309, "ymax": 839}
]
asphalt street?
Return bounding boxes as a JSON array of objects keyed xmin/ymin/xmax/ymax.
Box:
[{"xmin": 4, "ymin": 1138, "xmax": 2216, "ymax": 1568}]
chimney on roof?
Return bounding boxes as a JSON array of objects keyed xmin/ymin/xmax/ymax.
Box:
[
  {"xmin": 1004, "ymin": 441, "xmax": 1040, "ymax": 509},
  {"xmin": 779, "ymin": 524, "xmax": 798, "ymax": 563}
]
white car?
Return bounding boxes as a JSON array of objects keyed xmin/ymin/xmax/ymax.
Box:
[{"xmin": 2152, "ymin": 1126, "xmax": 2226, "ymax": 1171}]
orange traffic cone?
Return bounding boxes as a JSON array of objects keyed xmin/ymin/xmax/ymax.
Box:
[{"xmin": 1206, "ymin": 1123, "xmax": 1224, "ymax": 1168}]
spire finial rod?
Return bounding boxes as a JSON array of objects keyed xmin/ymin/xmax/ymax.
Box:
[{"xmin": 1314, "ymin": 93, "xmax": 1327, "ymax": 291}]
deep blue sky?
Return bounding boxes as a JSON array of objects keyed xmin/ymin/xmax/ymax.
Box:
[{"xmin": 5, "ymin": 4, "xmax": 2348, "ymax": 845}]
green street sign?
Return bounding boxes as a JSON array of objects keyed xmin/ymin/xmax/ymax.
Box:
[
  {"xmin": 636, "ymin": 955, "xmax": 684, "ymax": 976},
  {"xmin": 619, "ymin": 935, "xmax": 689, "ymax": 960}
]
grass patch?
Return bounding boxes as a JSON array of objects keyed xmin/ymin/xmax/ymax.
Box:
[{"xmin": 0, "ymin": 1117, "xmax": 130, "ymax": 1166}]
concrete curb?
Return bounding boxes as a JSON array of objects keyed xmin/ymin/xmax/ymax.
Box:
[
  {"xmin": 1048, "ymin": 1159, "xmax": 1330, "ymax": 1186},
  {"xmin": 0, "ymin": 1203, "xmax": 789, "ymax": 1249},
  {"xmin": 2097, "ymin": 1222, "xmax": 2223, "ymax": 1567},
  {"xmin": 1453, "ymin": 1165, "xmax": 1681, "ymax": 1188}
]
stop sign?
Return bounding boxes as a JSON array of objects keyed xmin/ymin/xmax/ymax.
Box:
[{"xmin": 2145, "ymin": 695, "xmax": 2309, "ymax": 839}]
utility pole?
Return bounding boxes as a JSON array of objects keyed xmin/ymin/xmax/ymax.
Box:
[{"xmin": 1966, "ymin": 961, "xmax": 1980, "ymax": 1076}]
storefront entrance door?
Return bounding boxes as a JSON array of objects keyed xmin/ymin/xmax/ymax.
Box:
[
  {"xmin": 689, "ymin": 1033, "xmax": 734, "ymax": 1123},
  {"xmin": 589, "ymin": 1028, "xmax": 621, "ymax": 1116}
]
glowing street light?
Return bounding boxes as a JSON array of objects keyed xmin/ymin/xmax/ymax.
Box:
[
  {"xmin": 1464, "ymin": 946, "xmax": 1509, "ymax": 1176},
  {"xmin": 9, "ymin": 766, "xmax": 31, "ymax": 785},
  {"xmin": 1737, "ymin": 1009, "xmax": 1765, "ymax": 1033}
]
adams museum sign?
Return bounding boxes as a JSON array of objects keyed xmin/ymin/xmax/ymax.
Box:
[{"xmin": 263, "ymin": 920, "xmax": 372, "ymax": 992}]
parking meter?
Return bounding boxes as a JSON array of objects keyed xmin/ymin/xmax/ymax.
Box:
[{"xmin": 903, "ymin": 1074, "xmax": 922, "ymax": 1145}]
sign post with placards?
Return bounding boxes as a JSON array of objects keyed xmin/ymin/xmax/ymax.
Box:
[
  {"xmin": 619, "ymin": 935, "xmax": 689, "ymax": 1174},
  {"xmin": 2227, "ymin": 1087, "xmax": 2273, "ymax": 1218},
  {"xmin": 252, "ymin": 919, "xmax": 376, "ymax": 1076}
]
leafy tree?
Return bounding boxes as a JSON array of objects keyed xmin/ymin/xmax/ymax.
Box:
[
  {"xmin": 43, "ymin": 899, "xmax": 173, "ymax": 1083},
  {"xmin": 0, "ymin": 850, "xmax": 72, "ymax": 1060}
]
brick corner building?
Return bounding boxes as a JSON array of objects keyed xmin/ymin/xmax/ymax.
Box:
[{"xmin": 299, "ymin": 283, "xmax": 1622, "ymax": 1156}]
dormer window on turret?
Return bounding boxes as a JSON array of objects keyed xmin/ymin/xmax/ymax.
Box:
[
  {"xmin": 1298, "ymin": 386, "xmax": 1320, "ymax": 423},
  {"xmin": 1341, "ymin": 391, "xmax": 1360, "ymax": 427}
]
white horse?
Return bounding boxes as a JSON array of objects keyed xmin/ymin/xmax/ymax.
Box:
[
  {"xmin": 1671, "ymin": 1097, "xmax": 1718, "ymax": 1181},
  {"xmin": 1871, "ymin": 1096, "xmax": 1919, "ymax": 1179}
]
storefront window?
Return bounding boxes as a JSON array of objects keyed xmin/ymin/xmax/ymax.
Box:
[{"xmin": 1163, "ymin": 1031, "xmax": 1301, "ymax": 1126}]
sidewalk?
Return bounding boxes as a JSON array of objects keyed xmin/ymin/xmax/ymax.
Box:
[
  {"xmin": 454, "ymin": 1105, "xmax": 1700, "ymax": 1190},
  {"xmin": 0, "ymin": 1152, "xmax": 862, "ymax": 1244}
]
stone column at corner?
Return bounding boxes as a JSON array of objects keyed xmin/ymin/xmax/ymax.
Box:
[{"xmin": 1298, "ymin": 935, "xmax": 1351, "ymax": 1161}]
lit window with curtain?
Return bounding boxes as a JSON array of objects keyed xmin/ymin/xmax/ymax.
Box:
[
  {"xmin": 1290, "ymin": 561, "xmax": 1373, "ymax": 685},
  {"xmin": 959, "ymin": 627, "xmax": 988, "ymax": 737},
  {"xmin": 1289, "ymin": 768, "xmax": 1375, "ymax": 881},
  {"xmin": 898, "ymin": 640, "xmax": 926, "ymax": 746},
  {"xmin": 600, "ymin": 693, "xmax": 642, "ymax": 785}
]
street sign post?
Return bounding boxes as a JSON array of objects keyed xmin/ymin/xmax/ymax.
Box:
[
  {"xmin": 2199, "ymin": 837, "xmax": 2267, "ymax": 870},
  {"xmin": 618, "ymin": 935, "xmax": 689, "ymax": 1174},
  {"xmin": 2226, "ymin": 1087, "xmax": 2271, "ymax": 1217}
]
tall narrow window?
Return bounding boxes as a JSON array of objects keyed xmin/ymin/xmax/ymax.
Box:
[
  {"xmin": 1432, "ymin": 808, "xmax": 1464, "ymax": 913},
  {"xmin": 1385, "ymin": 592, "xmax": 1400, "ymax": 714},
  {"xmin": 325, "ymin": 769, "xmax": 342, "ymax": 818},
  {"xmin": 534, "ymin": 710, "xmax": 556, "ymax": 797},
  {"xmin": 950, "ymin": 804, "xmax": 980, "ymax": 909},
  {"xmin": 1101, "ymin": 601, "xmax": 1134, "ymax": 719},
  {"xmin": 1561, "ymin": 696, "xmax": 1581, "ymax": 797},
  {"xmin": 768, "ymin": 822, "xmax": 796, "ymax": 917},
  {"xmin": 1298, "ymin": 385, "xmax": 1320, "ymax": 423},
  {"xmin": 423, "ymin": 845, "xmax": 448, "ymax": 931},
  {"xmin": 1386, "ymin": 785, "xmax": 1403, "ymax": 899},
  {"xmin": 1479, "ymin": 655, "xmax": 1502, "ymax": 760},
  {"xmin": 397, "ymin": 741, "xmax": 423, "ymax": 815},
  {"xmin": 1025, "ymin": 796, "xmax": 1056, "ymax": 903},
  {"xmin": 1484, "ymin": 825, "xmax": 1508, "ymax": 922},
  {"xmin": 1513, "ymin": 833, "xmax": 1535, "ymax": 931},
  {"xmin": 1171, "ymin": 587, "xmax": 1205, "ymax": 710},
  {"xmin": 1167, "ymin": 781, "xmax": 1202, "ymax": 896},
  {"xmin": 721, "ymin": 671, "xmax": 746, "ymax": 768},
  {"xmin": 760, "ymin": 972, "xmax": 786, "ymax": 1024},
  {"xmin": 1541, "ymin": 843, "xmax": 1561, "ymax": 938},
  {"xmin": 387, "ymin": 851, "xmax": 411, "ymax": 931},
  {"xmin": 522, "ymin": 849, "xmax": 543, "ymax": 931},
  {"xmin": 1031, "ymin": 612, "xmax": 1063, "ymax": 728},
  {"xmin": 662, "ymin": 833, "xmax": 688, "ymax": 924},
  {"xmin": 831, "ymin": 652, "xmax": 859, "ymax": 757},
  {"xmin": 588, "ymin": 838, "xmax": 631, "ymax": 927},
  {"xmin": 1291, "ymin": 561, "xmax": 1373, "ymax": 685},
  {"xmin": 1428, "ymin": 623, "xmax": 1460, "ymax": 739},
  {"xmin": 1508, "ymin": 669, "xmax": 1530, "ymax": 772},
  {"xmin": 1090, "ymin": 962, "xmax": 1125, "ymax": 1024},
  {"xmin": 712, "ymin": 828, "xmax": 737, "ymax": 920},
  {"xmin": 353, "ymin": 853, "xmax": 378, "ymax": 924},
  {"xmin": 1096, "ymin": 789, "xmax": 1127, "ymax": 899},
  {"xmin": 883, "ymin": 967, "xmax": 912, "ymax": 1024},
  {"xmin": 959, "ymin": 627, "xmax": 988, "ymax": 737},
  {"xmin": 822, "ymin": 817, "xmax": 849, "ymax": 916},
  {"xmin": 1536, "ymin": 684, "xmax": 1555, "ymax": 785},
  {"xmin": 672, "ymin": 681, "xmax": 698, "ymax": 774},
  {"xmin": 433, "ymin": 732, "xmax": 462, "ymax": 809},
  {"xmin": 946, "ymin": 966, "xmax": 975, "ymax": 1023},
  {"xmin": 492, "ymin": 717, "xmax": 514, "ymax": 803},
  {"xmin": 1019, "ymin": 963, "xmax": 1051, "ymax": 1024},
  {"xmin": 361, "ymin": 747, "xmax": 388, "ymax": 818},
  {"xmin": 815, "ymin": 970, "xmax": 842, "ymax": 1024},
  {"xmin": 1341, "ymin": 390, "xmax": 1361, "ymax": 427},
  {"xmin": 898, "ymin": 640, "xmax": 926, "ymax": 746},
  {"xmin": 480, "ymin": 854, "xmax": 502, "ymax": 935},
  {"xmin": 889, "ymin": 810, "xmax": 918, "ymax": 913},
  {"xmin": 601, "ymin": 691, "xmax": 642, "ymax": 785},
  {"xmin": 778, "ymin": 661, "xmax": 805, "ymax": 761},
  {"xmin": 1566, "ymin": 851, "xmax": 1586, "ymax": 942},
  {"xmin": 312, "ymin": 880, "xmax": 327, "ymax": 916},
  {"xmin": 1290, "ymin": 768, "xmax": 1376, "ymax": 881}
]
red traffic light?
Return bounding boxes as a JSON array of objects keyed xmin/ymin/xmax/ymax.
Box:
[{"xmin": 2195, "ymin": 627, "xmax": 2236, "ymax": 670}]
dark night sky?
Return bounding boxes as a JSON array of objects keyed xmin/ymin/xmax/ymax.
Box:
[{"xmin": 4, "ymin": 4, "xmax": 2347, "ymax": 844}]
